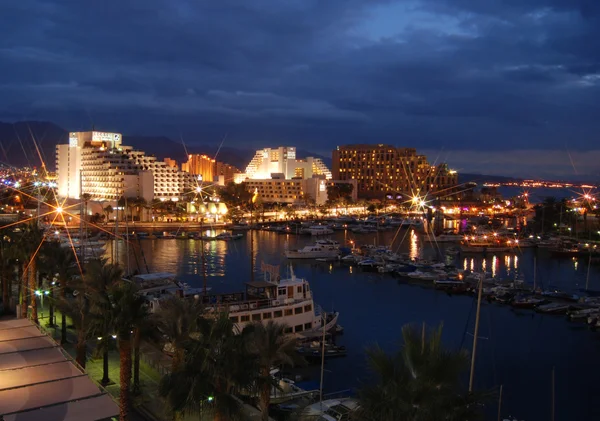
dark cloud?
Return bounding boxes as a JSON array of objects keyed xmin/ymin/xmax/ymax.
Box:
[{"xmin": 0, "ymin": 0, "xmax": 599, "ymax": 176}]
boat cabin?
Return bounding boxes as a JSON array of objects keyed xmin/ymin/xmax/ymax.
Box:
[{"xmin": 245, "ymin": 277, "xmax": 311, "ymax": 302}]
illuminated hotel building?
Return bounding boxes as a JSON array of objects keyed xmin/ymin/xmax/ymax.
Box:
[
  {"xmin": 181, "ymin": 154, "xmax": 215, "ymax": 182},
  {"xmin": 244, "ymin": 176, "xmax": 357, "ymax": 206},
  {"xmin": 56, "ymin": 131, "xmax": 195, "ymax": 201},
  {"xmin": 240, "ymin": 147, "xmax": 331, "ymax": 181},
  {"xmin": 164, "ymin": 157, "xmax": 178, "ymax": 169},
  {"xmin": 215, "ymin": 161, "xmax": 241, "ymax": 184},
  {"xmin": 332, "ymin": 144, "xmax": 458, "ymax": 199}
]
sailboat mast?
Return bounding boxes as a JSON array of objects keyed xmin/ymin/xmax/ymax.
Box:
[
  {"xmin": 319, "ymin": 310, "xmax": 327, "ymax": 410},
  {"xmin": 586, "ymin": 252, "xmax": 592, "ymax": 291},
  {"xmin": 250, "ymin": 202, "xmax": 254, "ymax": 283},
  {"xmin": 469, "ymin": 277, "xmax": 483, "ymax": 392},
  {"xmin": 115, "ymin": 203, "xmax": 119, "ymax": 265},
  {"xmin": 551, "ymin": 366, "xmax": 556, "ymax": 421},
  {"xmin": 201, "ymin": 217, "xmax": 207, "ymax": 295},
  {"xmin": 79, "ymin": 170, "xmax": 84, "ymax": 262},
  {"xmin": 125, "ymin": 198, "xmax": 130, "ymax": 275},
  {"xmin": 497, "ymin": 384, "xmax": 503, "ymax": 421},
  {"xmin": 533, "ymin": 256, "xmax": 537, "ymax": 291}
]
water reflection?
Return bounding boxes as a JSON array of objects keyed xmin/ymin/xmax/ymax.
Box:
[
  {"xmin": 103, "ymin": 229, "xmax": 597, "ymax": 296},
  {"xmin": 409, "ymin": 230, "xmax": 418, "ymax": 260}
]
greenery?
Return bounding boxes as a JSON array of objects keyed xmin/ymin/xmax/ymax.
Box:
[
  {"xmin": 220, "ymin": 182, "xmax": 253, "ymax": 209},
  {"xmin": 243, "ymin": 321, "xmax": 303, "ymax": 421},
  {"xmin": 533, "ymin": 197, "xmax": 573, "ymax": 233},
  {"xmin": 356, "ymin": 323, "xmax": 487, "ymax": 421}
]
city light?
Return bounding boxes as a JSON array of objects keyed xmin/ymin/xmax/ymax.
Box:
[{"xmin": 56, "ymin": 206, "xmax": 63, "ymax": 213}]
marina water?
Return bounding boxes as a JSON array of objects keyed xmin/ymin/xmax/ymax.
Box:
[{"xmin": 107, "ymin": 229, "xmax": 600, "ymax": 421}]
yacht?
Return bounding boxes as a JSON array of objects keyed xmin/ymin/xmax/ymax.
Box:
[
  {"xmin": 460, "ymin": 237, "xmax": 514, "ymax": 253},
  {"xmin": 230, "ymin": 222, "xmax": 252, "ymax": 230},
  {"xmin": 202, "ymin": 272, "xmax": 339, "ymax": 336},
  {"xmin": 308, "ymin": 225, "xmax": 334, "ymax": 236},
  {"xmin": 285, "ymin": 242, "xmax": 340, "ymax": 259},
  {"xmin": 132, "ymin": 272, "xmax": 210, "ymax": 312},
  {"xmin": 401, "ymin": 218, "xmax": 424, "ymax": 228},
  {"xmin": 300, "ymin": 397, "xmax": 359, "ymax": 421},
  {"xmin": 423, "ymin": 234, "xmax": 464, "ymax": 243},
  {"xmin": 215, "ymin": 231, "xmax": 244, "ymax": 241}
]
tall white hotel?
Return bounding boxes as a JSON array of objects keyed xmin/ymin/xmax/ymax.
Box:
[{"xmin": 56, "ymin": 131, "xmax": 195, "ymax": 202}]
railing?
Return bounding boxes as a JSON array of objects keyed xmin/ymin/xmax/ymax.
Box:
[{"xmin": 206, "ymin": 297, "xmax": 313, "ymax": 314}]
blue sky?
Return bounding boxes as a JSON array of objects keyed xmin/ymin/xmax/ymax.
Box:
[{"xmin": 1, "ymin": 0, "xmax": 599, "ymax": 178}]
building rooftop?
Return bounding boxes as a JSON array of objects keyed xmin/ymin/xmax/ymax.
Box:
[{"xmin": 0, "ymin": 318, "xmax": 119, "ymax": 421}]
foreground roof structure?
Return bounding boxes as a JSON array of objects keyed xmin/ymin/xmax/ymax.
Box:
[{"xmin": 0, "ymin": 318, "xmax": 119, "ymax": 421}]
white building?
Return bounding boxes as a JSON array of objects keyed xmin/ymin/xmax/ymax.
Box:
[
  {"xmin": 240, "ymin": 146, "xmax": 332, "ymax": 181},
  {"xmin": 244, "ymin": 176, "xmax": 357, "ymax": 206},
  {"xmin": 56, "ymin": 131, "xmax": 195, "ymax": 202}
]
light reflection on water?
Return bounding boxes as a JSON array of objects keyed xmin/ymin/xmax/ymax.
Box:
[
  {"xmin": 409, "ymin": 230, "xmax": 418, "ymax": 260},
  {"xmin": 104, "ymin": 229, "xmax": 597, "ymax": 295}
]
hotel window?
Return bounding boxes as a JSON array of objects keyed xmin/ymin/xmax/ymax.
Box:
[
  {"xmin": 241, "ymin": 315, "xmax": 250, "ymax": 322},
  {"xmin": 252, "ymin": 313, "xmax": 261, "ymax": 321},
  {"xmin": 263, "ymin": 312, "xmax": 272, "ymax": 319},
  {"xmin": 295, "ymin": 324, "xmax": 304, "ymax": 332},
  {"xmin": 285, "ymin": 309, "xmax": 293, "ymax": 316},
  {"xmin": 294, "ymin": 307, "xmax": 303, "ymax": 315},
  {"xmin": 274, "ymin": 310, "xmax": 283, "ymax": 318},
  {"xmin": 304, "ymin": 304, "xmax": 312, "ymax": 312},
  {"xmin": 304, "ymin": 322, "xmax": 312, "ymax": 330},
  {"xmin": 230, "ymin": 316, "xmax": 239, "ymax": 323}
]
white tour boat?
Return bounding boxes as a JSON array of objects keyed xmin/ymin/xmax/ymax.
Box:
[
  {"xmin": 285, "ymin": 242, "xmax": 340, "ymax": 259},
  {"xmin": 202, "ymin": 271, "xmax": 339, "ymax": 336}
]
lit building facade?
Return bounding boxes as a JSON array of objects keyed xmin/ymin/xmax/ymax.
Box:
[
  {"xmin": 332, "ymin": 144, "xmax": 457, "ymax": 199},
  {"xmin": 241, "ymin": 147, "xmax": 331, "ymax": 181},
  {"xmin": 56, "ymin": 131, "xmax": 195, "ymax": 202},
  {"xmin": 181, "ymin": 154, "xmax": 215, "ymax": 182},
  {"xmin": 215, "ymin": 162, "xmax": 241, "ymax": 185},
  {"xmin": 244, "ymin": 176, "xmax": 356, "ymax": 206},
  {"xmin": 164, "ymin": 158, "xmax": 178, "ymax": 169}
]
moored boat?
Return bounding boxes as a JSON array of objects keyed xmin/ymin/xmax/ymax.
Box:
[
  {"xmin": 215, "ymin": 231, "xmax": 244, "ymax": 241},
  {"xmin": 285, "ymin": 243, "xmax": 340, "ymax": 259},
  {"xmin": 300, "ymin": 397, "xmax": 359, "ymax": 420},
  {"xmin": 201, "ymin": 271, "xmax": 339, "ymax": 336},
  {"xmin": 308, "ymin": 225, "xmax": 334, "ymax": 236}
]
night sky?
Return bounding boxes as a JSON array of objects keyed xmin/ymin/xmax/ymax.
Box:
[{"xmin": 1, "ymin": 1, "xmax": 600, "ymax": 178}]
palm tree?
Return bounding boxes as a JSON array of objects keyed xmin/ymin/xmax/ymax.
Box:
[
  {"xmin": 244, "ymin": 321, "xmax": 302, "ymax": 421},
  {"xmin": 155, "ymin": 296, "xmax": 205, "ymax": 373},
  {"xmin": 85, "ymin": 258, "xmax": 124, "ymax": 386},
  {"xmin": 55, "ymin": 281, "xmax": 90, "ymax": 368},
  {"xmin": 0, "ymin": 232, "xmax": 17, "ymax": 314},
  {"xmin": 134, "ymin": 197, "xmax": 147, "ymax": 221},
  {"xmin": 20, "ymin": 221, "xmax": 44, "ymax": 323},
  {"xmin": 103, "ymin": 205, "xmax": 114, "ymax": 224},
  {"xmin": 107, "ymin": 280, "xmax": 149, "ymax": 421},
  {"xmin": 356, "ymin": 323, "xmax": 486, "ymax": 421},
  {"xmin": 41, "ymin": 242, "xmax": 78, "ymax": 344},
  {"xmin": 159, "ymin": 313, "xmax": 254, "ymax": 421},
  {"xmin": 132, "ymin": 307, "xmax": 159, "ymax": 395}
]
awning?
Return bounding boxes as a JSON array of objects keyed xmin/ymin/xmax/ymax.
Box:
[{"xmin": 0, "ymin": 318, "xmax": 119, "ymax": 421}]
